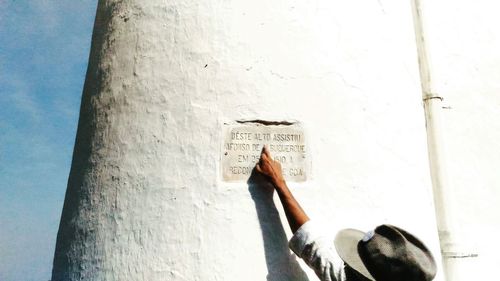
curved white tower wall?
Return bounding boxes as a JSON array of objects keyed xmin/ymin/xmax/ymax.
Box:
[{"xmin": 52, "ymin": 0, "xmax": 444, "ymax": 280}]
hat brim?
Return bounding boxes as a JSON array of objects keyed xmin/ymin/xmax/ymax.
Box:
[{"xmin": 334, "ymin": 229, "xmax": 375, "ymax": 281}]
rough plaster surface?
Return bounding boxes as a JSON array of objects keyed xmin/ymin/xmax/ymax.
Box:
[{"xmin": 52, "ymin": 0, "xmax": 443, "ymax": 280}]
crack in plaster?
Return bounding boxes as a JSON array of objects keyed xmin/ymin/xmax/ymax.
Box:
[{"xmin": 236, "ymin": 119, "xmax": 296, "ymax": 126}]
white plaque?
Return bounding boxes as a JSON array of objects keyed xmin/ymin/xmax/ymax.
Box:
[{"xmin": 221, "ymin": 122, "xmax": 308, "ymax": 182}]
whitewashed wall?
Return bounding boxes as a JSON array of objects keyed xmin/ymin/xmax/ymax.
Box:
[
  {"xmin": 52, "ymin": 0, "xmax": 444, "ymax": 280},
  {"xmin": 417, "ymin": 0, "xmax": 500, "ymax": 280}
]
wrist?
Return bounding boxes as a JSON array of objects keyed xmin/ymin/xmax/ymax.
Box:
[{"xmin": 273, "ymin": 178, "xmax": 287, "ymax": 190}]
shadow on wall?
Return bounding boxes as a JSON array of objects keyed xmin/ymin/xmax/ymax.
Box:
[{"xmin": 248, "ymin": 169, "xmax": 310, "ymax": 281}]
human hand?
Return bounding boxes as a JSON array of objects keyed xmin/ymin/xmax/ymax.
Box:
[{"xmin": 255, "ymin": 145, "xmax": 285, "ymax": 187}]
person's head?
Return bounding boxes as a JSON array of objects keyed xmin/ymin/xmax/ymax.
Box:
[{"xmin": 335, "ymin": 225, "xmax": 437, "ymax": 281}]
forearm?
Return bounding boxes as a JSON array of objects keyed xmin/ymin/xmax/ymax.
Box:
[
  {"xmin": 255, "ymin": 145, "xmax": 309, "ymax": 233},
  {"xmin": 274, "ymin": 180, "xmax": 310, "ymax": 233}
]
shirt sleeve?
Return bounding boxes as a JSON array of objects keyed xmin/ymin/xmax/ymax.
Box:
[{"xmin": 289, "ymin": 220, "xmax": 343, "ymax": 281}]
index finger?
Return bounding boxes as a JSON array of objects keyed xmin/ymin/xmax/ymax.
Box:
[
  {"xmin": 260, "ymin": 145, "xmax": 268, "ymax": 161},
  {"xmin": 263, "ymin": 144, "xmax": 272, "ymax": 158}
]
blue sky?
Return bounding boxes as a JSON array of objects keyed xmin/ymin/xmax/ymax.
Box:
[{"xmin": 0, "ymin": 1, "xmax": 97, "ymax": 280}]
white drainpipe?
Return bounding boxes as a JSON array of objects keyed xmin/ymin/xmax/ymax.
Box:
[{"xmin": 411, "ymin": 1, "xmax": 478, "ymax": 280}]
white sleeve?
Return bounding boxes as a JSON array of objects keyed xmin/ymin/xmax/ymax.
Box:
[{"xmin": 289, "ymin": 221, "xmax": 343, "ymax": 281}]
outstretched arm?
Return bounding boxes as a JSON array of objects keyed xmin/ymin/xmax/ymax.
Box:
[
  {"xmin": 257, "ymin": 146, "xmax": 340, "ymax": 281},
  {"xmin": 256, "ymin": 145, "xmax": 310, "ymax": 233}
]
